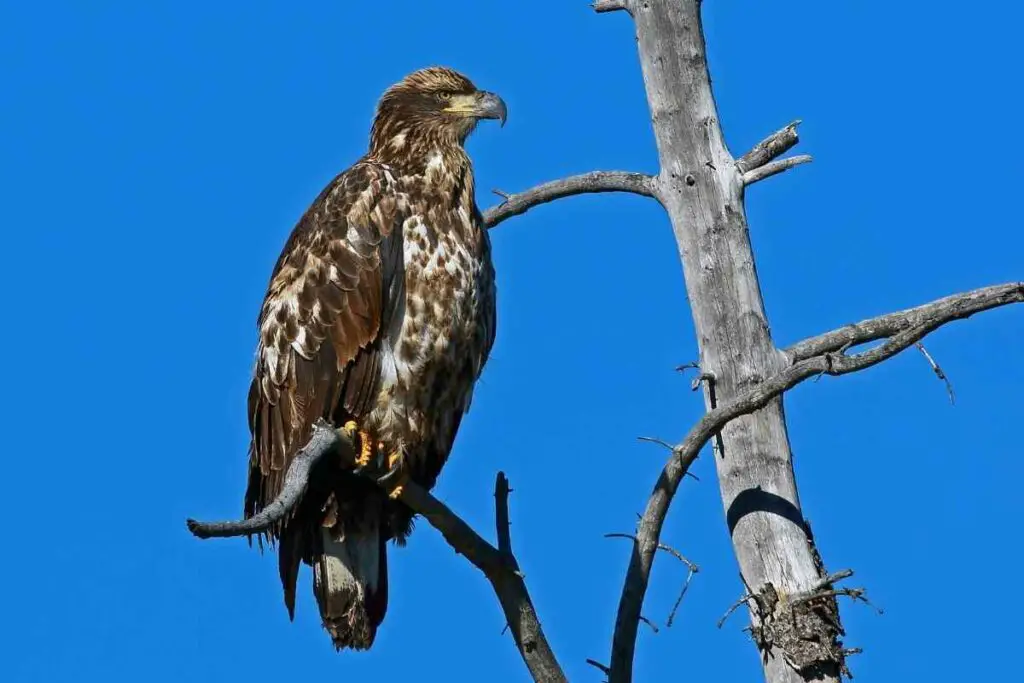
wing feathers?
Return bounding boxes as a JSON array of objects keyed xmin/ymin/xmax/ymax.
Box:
[{"xmin": 245, "ymin": 162, "xmax": 402, "ymax": 536}]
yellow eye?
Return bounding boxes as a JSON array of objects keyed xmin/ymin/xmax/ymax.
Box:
[{"xmin": 437, "ymin": 91, "xmax": 454, "ymax": 101}]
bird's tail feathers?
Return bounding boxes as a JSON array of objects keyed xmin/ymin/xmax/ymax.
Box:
[{"xmin": 313, "ymin": 520, "xmax": 389, "ymax": 650}]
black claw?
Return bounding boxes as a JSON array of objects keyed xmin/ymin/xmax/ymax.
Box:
[{"xmin": 375, "ymin": 455, "xmax": 406, "ymax": 489}]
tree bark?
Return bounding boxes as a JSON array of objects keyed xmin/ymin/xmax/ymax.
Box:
[{"xmin": 607, "ymin": 2, "xmax": 845, "ymax": 681}]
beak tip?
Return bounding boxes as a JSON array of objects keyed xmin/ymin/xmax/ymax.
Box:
[{"xmin": 480, "ymin": 91, "xmax": 507, "ymax": 127}]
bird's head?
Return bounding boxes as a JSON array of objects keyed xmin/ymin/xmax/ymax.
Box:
[{"xmin": 369, "ymin": 66, "xmax": 506, "ymax": 163}]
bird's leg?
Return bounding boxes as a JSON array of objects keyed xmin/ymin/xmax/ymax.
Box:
[
  {"xmin": 375, "ymin": 446, "xmax": 409, "ymax": 500},
  {"xmin": 340, "ymin": 421, "xmax": 374, "ymax": 468}
]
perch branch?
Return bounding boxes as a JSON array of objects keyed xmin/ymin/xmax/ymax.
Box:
[
  {"xmin": 608, "ymin": 282, "xmax": 1024, "ymax": 682},
  {"xmin": 736, "ymin": 120, "xmax": 802, "ymax": 173},
  {"xmin": 741, "ymin": 154, "xmax": 813, "ymax": 186},
  {"xmin": 483, "ymin": 171, "xmax": 658, "ymax": 229},
  {"xmin": 186, "ymin": 424, "xmax": 566, "ymax": 683},
  {"xmin": 186, "ymin": 421, "xmax": 347, "ymax": 539}
]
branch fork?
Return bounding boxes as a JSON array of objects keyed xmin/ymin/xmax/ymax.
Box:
[
  {"xmin": 607, "ymin": 282, "xmax": 1023, "ymax": 682},
  {"xmin": 737, "ymin": 120, "xmax": 813, "ymax": 186}
]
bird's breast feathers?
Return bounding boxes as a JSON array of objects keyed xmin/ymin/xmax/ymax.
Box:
[{"xmin": 368, "ymin": 168, "xmax": 495, "ymax": 455}]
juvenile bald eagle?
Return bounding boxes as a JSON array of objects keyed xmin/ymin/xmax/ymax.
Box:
[{"xmin": 243, "ymin": 67, "xmax": 505, "ymax": 650}]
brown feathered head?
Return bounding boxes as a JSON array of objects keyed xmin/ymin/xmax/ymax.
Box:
[{"xmin": 369, "ymin": 66, "xmax": 506, "ymax": 161}]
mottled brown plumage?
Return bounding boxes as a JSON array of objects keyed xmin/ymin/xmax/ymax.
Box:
[{"xmin": 243, "ymin": 66, "xmax": 504, "ymax": 650}]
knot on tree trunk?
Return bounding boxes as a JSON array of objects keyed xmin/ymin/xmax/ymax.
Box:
[{"xmin": 748, "ymin": 581, "xmax": 850, "ymax": 680}]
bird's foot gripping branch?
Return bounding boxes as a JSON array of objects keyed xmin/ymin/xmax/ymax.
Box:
[{"xmin": 186, "ymin": 419, "xmax": 568, "ymax": 683}]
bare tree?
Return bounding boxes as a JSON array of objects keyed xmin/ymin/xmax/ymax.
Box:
[{"xmin": 188, "ymin": 2, "xmax": 1022, "ymax": 682}]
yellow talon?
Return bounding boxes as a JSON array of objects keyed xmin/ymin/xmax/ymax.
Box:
[
  {"xmin": 383, "ymin": 450, "xmax": 406, "ymax": 499},
  {"xmin": 355, "ymin": 432, "xmax": 373, "ymax": 467},
  {"xmin": 387, "ymin": 450, "xmax": 403, "ymax": 470},
  {"xmin": 340, "ymin": 421, "xmax": 373, "ymax": 467}
]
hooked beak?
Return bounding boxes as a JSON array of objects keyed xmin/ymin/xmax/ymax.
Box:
[
  {"xmin": 445, "ymin": 91, "xmax": 508, "ymax": 127},
  {"xmin": 474, "ymin": 91, "xmax": 508, "ymax": 127}
]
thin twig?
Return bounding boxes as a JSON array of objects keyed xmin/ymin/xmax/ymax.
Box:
[
  {"xmin": 791, "ymin": 587, "xmax": 883, "ymax": 615},
  {"xmin": 636, "ymin": 436, "xmax": 676, "ymax": 451},
  {"xmin": 665, "ymin": 565, "xmax": 698, "ymax": 628},
  {"xmin": 717, "ymin": 593, "xmax": 755, "ymax": 629},
  {"xmin": 741, "ymin": 154, "xmax": 813, "ymax": 186},
  {"xmin": 605, "ymin": 533, "xmax": 697, "ymax": 570},
  {"xmin": 654, "ymin": 543, "xmax": 698, "ymax": 572},
  {"xmin": 915, "ymin": 342, "xmax": 956, "ymax": 404},
  {"xmin": 811, "ymin": 569, "xmax": 854, "ymax": 592},
  {"xmin": 586, "ymin": 659, "xmax": 612, "ymax": 675},
  {"xmin": 483, "ymin": 171, "xmax": 658, "ymax": 229},
  {"xmin": 636, "ymin": 438, "xmax": 698, "ymax": 480},
  {"xmin": 605, "ymin": 533, "xmax": 699, "ymax": 628},
  {"xmin": 638, "ymin": 615, "xmax": 659, "ymax": 633}
]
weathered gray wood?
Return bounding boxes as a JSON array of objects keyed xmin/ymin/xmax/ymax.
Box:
[
  {"xmin": 605, "ymin": 1, "xmax": 841, "ymax": 681},
  {"xmin": 484, "ymin": 171, "xmax": 658, "ymax": 229},
  {"xmin": 608, "ymin": 281, "xmax": 1023, "ymax": 679}
]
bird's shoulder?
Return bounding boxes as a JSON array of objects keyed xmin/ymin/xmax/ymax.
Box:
[{"xmin": 254, "ymin": 159, "xmax": 404, "ymax": 396}]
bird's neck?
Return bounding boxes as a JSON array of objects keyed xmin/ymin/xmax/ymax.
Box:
[{"xmin": 371, "ymin": 123, "xmax": 471, "ymax": 169}]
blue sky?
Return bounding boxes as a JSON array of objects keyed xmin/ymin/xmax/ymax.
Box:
[{"xmin": 2, "ymin": 1, "xmax": 1021, "ymax": 681}]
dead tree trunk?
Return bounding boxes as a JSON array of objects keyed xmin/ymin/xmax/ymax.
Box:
[{"xmin": 600, "ymin": 1, "xmax": 845, "ymax": 680}]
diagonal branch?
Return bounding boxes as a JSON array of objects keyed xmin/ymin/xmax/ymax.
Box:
[
  {"xmin": 736, "ymin": 120, "xmax": 803, "ymax": 173},
  {"xmin": 186, "ymin": 422, "xmax": 566, "ymax": 683},
  {"xmin": 742, "ymin": 154, "xmax": 813, "ymax": 186},
  {"xmin": 483, "ymin": 171, "xmax": 659, "ymax": 229},
  {"xmin": 400, "ymin": 472, "xmax": 566, "ymax": 683},
  {"xmin": 608, "ymin": 281, "xmax": 1024, "ymax": 683},
  {"xmin": 784, "ymin": 282, "xmax": 1024, "ymax": 362}
]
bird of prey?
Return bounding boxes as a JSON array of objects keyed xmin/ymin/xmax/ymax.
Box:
[{"xmin": 243, "ymin": 66, "xmax": 505, "ymax": 650}]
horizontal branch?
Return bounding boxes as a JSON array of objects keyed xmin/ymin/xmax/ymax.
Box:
[
  {"xmin": 483, "ymin": 171, "xmax": 658, "ymax": 229},
  {"xmin": 186, "ymin": 422, "xmax": 566, "ymax": 682},
  {"xmin": 736, "ymin": 120, "xmax": 802, "ymax": 173},
  {"xmin": 592, "ymin": 0, "xmax": 631, "ymax": 13},
  {"xmin": 784, "ymin": 282, "xmax": 1024, "ymax": 363},
  {"xmin": 742, "ymin": 154, "xmax": 813, "ymax": 186},
  {"xmin": 609, "ymin": 281, "xmax": 1024, "ymax": 683}
]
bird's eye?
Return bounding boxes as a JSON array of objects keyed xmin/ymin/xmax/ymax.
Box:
[{"xmin": 437, "ymin": 91, "xmax": 454, "ymax": 102}]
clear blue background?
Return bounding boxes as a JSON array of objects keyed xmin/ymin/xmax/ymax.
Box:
[{"xmin": 2, "ymin": 1, "xmax": 1021, "ymax": 681}]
